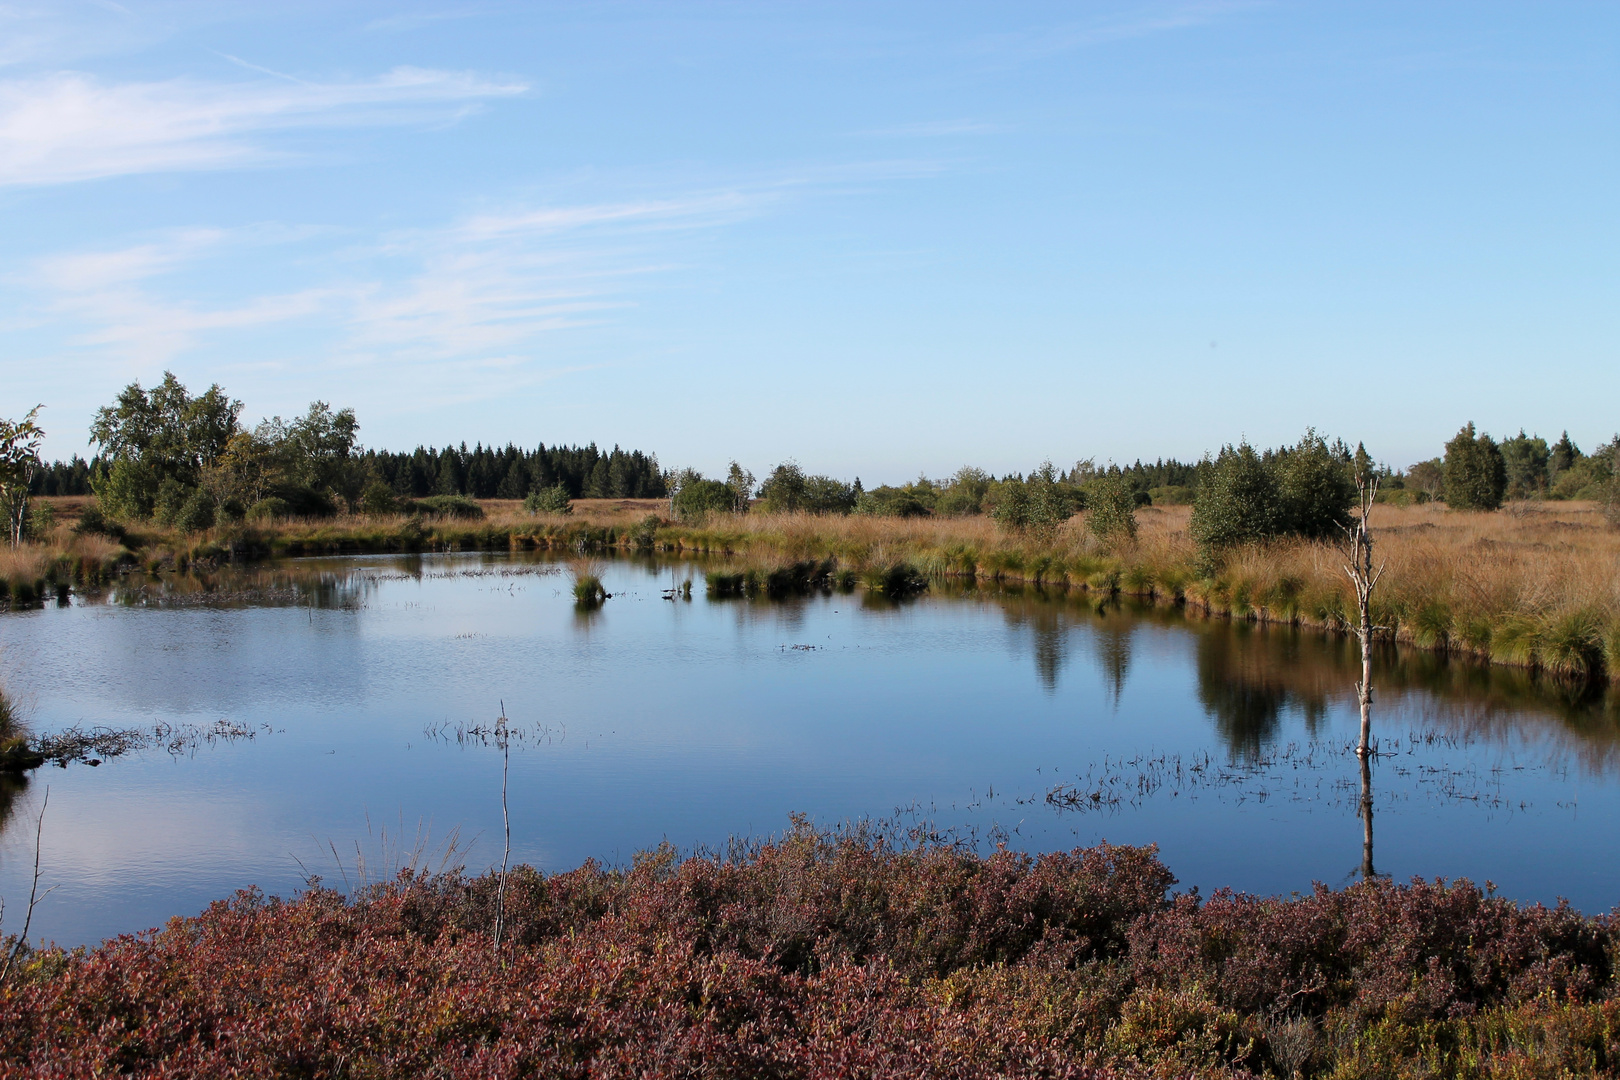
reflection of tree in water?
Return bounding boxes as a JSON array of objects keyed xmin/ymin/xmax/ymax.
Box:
[
  {"xmin": 998, "ymin": 592, "xmax": 1074, "ymax": 691},
  {"xmin": 1090, "ymin": 616, "xmax": 1134, "ymax": 707},
  {"xmin": 1196, "ymin": 626, "xmax": 1332, "ymax": 760},
  {"xmin": 0, "ymin": 772, "xmax": 28, "ymax": 838}
]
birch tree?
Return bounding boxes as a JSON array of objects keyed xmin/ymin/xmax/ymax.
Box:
[{"xmin": 0, "ymin": 407, "xmax": 45, "ymax": 547}]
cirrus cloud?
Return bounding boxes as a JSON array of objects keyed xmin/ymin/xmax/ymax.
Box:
[{"xmin": 0, "ymin": 65, "xmax": 527, "ymax": 186}]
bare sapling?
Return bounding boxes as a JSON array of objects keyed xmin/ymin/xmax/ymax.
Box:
[
  {"xmin": 1341, "ymin": 472, "xmax": 1384, "ymax": 881},
  {"xmin": 1340, "ymin": 473, "xmax": 1384, "ymax": 760},
  {"xmin": 493, "ymin": 701, "xmax": 511, "ymax": 962}
]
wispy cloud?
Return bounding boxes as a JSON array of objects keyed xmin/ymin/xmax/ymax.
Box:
[
  {"xmin": 23, "ymin": 186, "xmax": 764, "ymax": 376},
  {"xmin": 0, "ymin": 66, "xmax": 527, "ymax": 186}
]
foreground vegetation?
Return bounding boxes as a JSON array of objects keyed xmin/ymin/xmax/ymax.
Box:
[{"xmin": 1, "ymin": 826, "xmax": 1615, "ymax": 1078}]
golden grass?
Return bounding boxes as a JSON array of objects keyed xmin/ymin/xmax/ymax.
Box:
[{"xmin": 14, "ymin": 495, "xmax": 1619, "ymax": 678}]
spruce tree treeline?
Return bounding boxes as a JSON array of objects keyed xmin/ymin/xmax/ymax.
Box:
[{"xmin": 358, "ymin": 443, "xmax": 666, "ymax": 501}]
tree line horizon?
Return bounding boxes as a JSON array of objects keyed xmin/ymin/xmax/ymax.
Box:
[{"xmin": 18, "ymin": 372, "xmax": 1620, "ymax": 534}]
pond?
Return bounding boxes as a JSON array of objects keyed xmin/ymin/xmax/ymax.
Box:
[{"xmin": 2, "ymin": 551, "xmax": 1617, "ymax": 947}]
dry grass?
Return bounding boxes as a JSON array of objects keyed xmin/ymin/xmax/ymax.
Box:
[{"xmin": 14, "ymin": 494, "xmax": 1618, "ymax": 678}]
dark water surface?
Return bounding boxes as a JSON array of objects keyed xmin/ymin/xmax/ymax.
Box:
[{"xmin": 2, "ymin": 551, "xmax": 1617, "ymax": 947}]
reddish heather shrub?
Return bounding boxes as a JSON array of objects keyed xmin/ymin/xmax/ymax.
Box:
[{"xmin": 1, "ymin": 832, "xmax": 1617, "ymax": 1078}]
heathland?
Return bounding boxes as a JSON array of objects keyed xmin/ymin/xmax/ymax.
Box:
[{"xmin": 3, "ymin": 825, "xmax": 1617, "ymax": 1078}]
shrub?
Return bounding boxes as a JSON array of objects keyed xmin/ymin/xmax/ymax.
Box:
[
  {"xmin": 71, "ymin": 503, "xmax": 125, "ymax": 542},
  {"xmin": 1086, "ymin": 472, "xmax": 1138, "ymax": 545},
  {"xmin": 245, "ymin": 496, "xmax": 291, "ymax": 522},
  {"xmin": 410, "ymin": 495, "xmax": 484, "ymax": 520},
  {"xmin": 673, "ymin": 478, "xmax": 735, "ymax": 519},
  {"xmin": 359, "ymin": 481, "xmax": 398, "ymax": 516},
  {"xmin": 523, "ymin": 485, "xmax": 573, "ymax": 515},
  {"xmin": 1190, "ymin": 443, "xmax": 1283, "ymax": 554},
  {"xmin": 1443, "ymin": 422, "xmax": 1507, "ymax": 510},
  {"xmin": 171, "ymin": 490, "xmax": 215, "ymax": 534},
  {"xmin": 1274, "ymin": 429, "xmax": 1355, "ymax": 538}
]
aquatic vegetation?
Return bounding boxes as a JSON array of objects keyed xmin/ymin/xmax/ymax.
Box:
[{"xmin": 1, "ymin": 827, "xmax": 1615, "ymax": 1077}]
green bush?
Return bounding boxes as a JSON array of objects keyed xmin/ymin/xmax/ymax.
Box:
[
  {"xmin": 1274, "ymin": 429, "xmax": 1355, "ymax": 539},
  {"xmin": 523, "ymin": 486, "xmax": 572, "ymax": 515},
  {"xmin": 246, "ymin": 497, "xmax": 291, "ymax": 521},
  {"xmin": 1442, "ymin": 422, "xmax": 1507, "ymax": 510},
  {"xmin": 1189, "ymin": 443, "xmax": 1283, "ymax": 553},
  {"xmin": 1086, "ymin": 473, "xmax": 1138, "ymax": 545},
  {"xmin": 172, "ymin": 490, "xmax": 216, "ymax": 534},
  {"xmin": 673, "ymin": 478, "xmax": 735, "ymax": 519},
  {"xmin": 411, "ymin": 495, "xmax": 484, "ymax": 520},
  {"xmin": 72, "ymin": 503, "xmax": 126, "ymax": 542},
  {"xmin": 360, "ymin": 482, "xmax": 399, "ymax": 516}
]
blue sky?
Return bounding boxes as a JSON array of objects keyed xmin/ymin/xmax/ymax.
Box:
[{"xmin": 2, "ymin": 1, "xmax": 1615, "ymax": 480}]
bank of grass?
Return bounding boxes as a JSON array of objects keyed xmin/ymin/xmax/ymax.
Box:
[
  {"xmin": 20, "ymin": 497, "xmax": 1620, "ymax": 681},
  {"xmin": 1, "ymin": 825, "xmax": 1617, "ymax": 1078}
]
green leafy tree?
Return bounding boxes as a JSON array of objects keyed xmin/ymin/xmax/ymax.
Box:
[
  {"xmin": 1499, "ymin": 430, "xmax": 1551, "ymax": 499},
  {"xmin": 936, "ymin": 466, "xmax": 991, "ymax": 516},
  {"xmin": 724, "ymin": 462, "xmax": 755, "ymax": 513},
  {"xmin": 0, "ymin": 406, "xmax": 45, "ymax": 546},
  {"xmin": 1275, "ymin": 429, "xmax": 1355, "ymax": 539},
  {"xmin": 523, "ymin": 486, "xmax": 573, "ymax": 515},
  {"xmin": 1406, "ymin": 458, "xmax": 1444, "ymax": 502},
  {"xmin": 672, "ymin": 478, "xmax": 735, "ymax": 519},
  {"xmin": 90, "ymin": 373, "xmax": 242, "ymax": 520},
  {"xmin": 1442, "ymin": 422, "xmax": 1507, "ymax": 510},
  {"xmin": 1086, "ymin": 469, "xmax": 1138, "ymax": 546},
  {"xmin": 758, "ymin": 463, "xmax": 807, "ymax": 513},
  {"xmin": 1190, "ymin": 443, "xmax": 1284, "ymax": 554}
]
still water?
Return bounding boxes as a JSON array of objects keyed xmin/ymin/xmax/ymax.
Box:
[{"xmin": 1, "ymin": 552, "xmax": 1616, "ymax": 947}]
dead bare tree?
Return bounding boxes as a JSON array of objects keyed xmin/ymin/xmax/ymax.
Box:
[
  {"xmin": 1340, "ymin": 473, "xmax": 1385, "ymax": 760},
  {"xmin": 492, "ymin": 701, "xmax": 511, "ymax": 963},
  {"xmin": 1341, "ymin": 473, "xmax": 1384, "ymax": 881}
]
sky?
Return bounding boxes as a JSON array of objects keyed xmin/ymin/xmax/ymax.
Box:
[{"xmin": 2, "ymin": 1, "xmax": 1616, "ymax": 481}]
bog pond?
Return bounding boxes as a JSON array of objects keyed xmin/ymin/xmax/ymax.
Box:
[{"xmin": 2, "ymin": 551, "xmax": 1617, "ymax": 947}]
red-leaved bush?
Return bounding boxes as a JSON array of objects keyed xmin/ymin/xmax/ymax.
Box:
[{"xmin": 1, "ymin": 824, "xmax": 1616, "ymax": 1078}]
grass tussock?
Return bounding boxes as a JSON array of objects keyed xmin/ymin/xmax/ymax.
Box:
[{"xmin": 2, "ymin": 826, "xmax": 1617, "ymax": 1078}]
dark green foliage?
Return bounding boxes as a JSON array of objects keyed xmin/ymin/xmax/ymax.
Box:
[
  {"xmin": 171, "ymin": 490, "xmax": 215, "ymax": 534},
  {"xmin": 1274, "ymin": 429, "xmax": 1355, "ymax": 539},
  {"xmin": 672, "ymin": 478, "xmax": 736, "ymax": 519},
  {"xmin": 1550, "ymin": 431, "xmax": 1581, "ymax": 476},
  {"xmin": 522, "ymin": 485, "xmax": 573, "ymax": 515},
  {"xmin": 89, "ymin": 372, "xmax": 241, "ymax": 495},
  {"xmin": 991, "ymin": 462, "xmax": 1075, "ymax": 538},
  {"xmin": 1500, "ymin": 430, "xmax": 1551, "ymax": 499},
  {"xmin": 71, "ymin": 503, "xmax": 125, "ymax": 543},
  {"xmin": 363, "ymin": 442, "xmax": 665, "ymax": 500},
  {"xmin": 1443, "ymin": 422, "xmax": 1507, "ymax": 510},
  {"xmin": 934, "ymin": 466, "xmax": 991, "ymax": 516},
  {"xmin": 856, "ymin": 481, "xmax": 934, "ymax": 517},
  {"xmin": 1406, "ymin": 457, "xmax": 1444, "ymax": 502},
  {"xmin": 26, "ymin": 454, "xmax": 96, "ymax": 496},
  {"xmin": 1086, "ymin": 471, "xmax": 1138, "ymax": 545},
  {"xmin": 245, "ymin": 497, "xmax": 291, "ymax": 522},
  {"xmin": 758, "ymin": 463, "xmax": 857, "ymax": 515},
  {"xmin": 409, "ymin": 495, "xmax": 484, "ymax": 520},
  {"xmin": 756, "ymin": 462, "xmax": 806, "ymax": 512},
  {"xmin": 1190, "ymin": 443, "xmax": 1283, "ymax": 552},
  {"xmin": 359, "ymin": 481, "xmax": 398, "ymax": 516}
]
